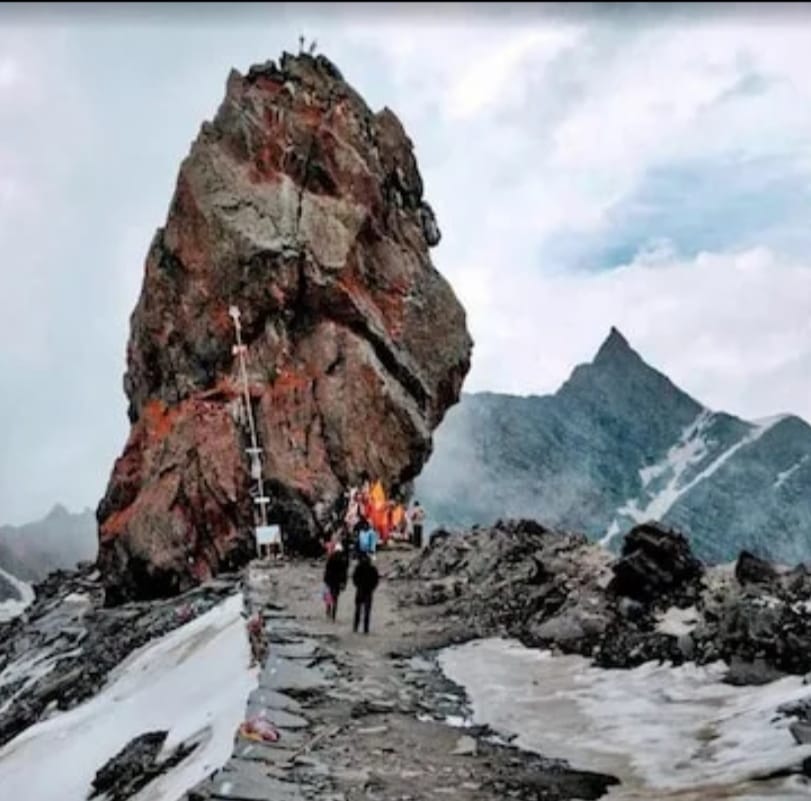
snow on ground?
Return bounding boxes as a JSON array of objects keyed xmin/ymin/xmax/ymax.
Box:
[
  {"xmin": 441, "ymin": 638, "xmax": 811, "ymax": 800},
  {"xmin": 0, "ymin": 593, "xmax": 91, "ymax": 715},
  {"xmin": 0, "ymin": 565, "xmax": 35, "ymax": 622},
  {"xmin": 655, "ymin": 605, "xmax": 699, "ymax": 637},
  {"xmin": 0, "ymin": 593, "xmax": 93, "ymax": 716},
  {"xmin": 0, "ymin": 592, "xmax": 257, "ymax": 801}
]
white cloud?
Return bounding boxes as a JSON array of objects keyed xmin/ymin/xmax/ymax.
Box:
[
  {"xmin": 0, "ymin": 56, "xmax": 18, "ymax": 88},
  {"xmin": 446, "ymin": 26, "xmax": 582, "ymax": 119},
  {"xmin": 345, "ymin": 13, "xmax": 811, "ymax": 425},
  {"xmin": 461, "ymin": 245, "xmax": 811, "ymax": 422},
  {"xmin": 2, "ymin": 7, "xmax": 811, "ymax": 523}
]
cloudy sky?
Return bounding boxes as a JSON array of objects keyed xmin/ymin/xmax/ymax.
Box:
[{"xmin": 1, "ymin": 2, "xmax": 810, "ymax": 524}]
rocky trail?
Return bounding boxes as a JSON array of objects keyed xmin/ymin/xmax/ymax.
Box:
[{"xmin": 184, "ymin": 550, "xmax": 617, "ymax": 801}]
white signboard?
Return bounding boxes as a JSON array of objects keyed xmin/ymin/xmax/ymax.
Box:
[{"xmin": 255, "ymin": 525, "xmax": 281, "ymax": 546}]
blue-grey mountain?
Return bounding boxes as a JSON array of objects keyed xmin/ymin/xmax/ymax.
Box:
[{"xmin": 416, "ymin": 329, "xmax": 811, "ymax": 564}]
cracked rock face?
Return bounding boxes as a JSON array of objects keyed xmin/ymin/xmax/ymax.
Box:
[{"xmin": 97, "ymin": 52, "xmax": 472, "ymax": 602}]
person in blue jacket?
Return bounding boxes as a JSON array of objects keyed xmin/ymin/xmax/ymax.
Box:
[{"xmin": 357, "ymin": 519, "xmax": 378, "ymax": 557}]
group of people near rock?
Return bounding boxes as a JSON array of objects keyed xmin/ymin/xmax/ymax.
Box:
[
  {"xmin": 343, "ymin": 479, "xmax": 426, "ymax": 549},
  {"xmin": 320, "ymin": 479, "xmax": 427, "ymax": 633}
]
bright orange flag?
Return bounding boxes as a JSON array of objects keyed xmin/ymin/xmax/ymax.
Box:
[{"xmin": 370, "ymin": 480, "xmax": 385, "ymax": 509}]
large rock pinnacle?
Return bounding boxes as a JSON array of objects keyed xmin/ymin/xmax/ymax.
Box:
[{"xmin": 97, "ymin": 53, "xmax": 472, "ymax": 602}]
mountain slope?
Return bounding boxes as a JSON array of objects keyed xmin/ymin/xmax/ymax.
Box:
[
  {"xmin": 416, "ymin": 329, "xmax": 811, "ymax": 563},
  {"xmin": 0, "ymin": 505, "xmax": 97, "ymax": 589}
]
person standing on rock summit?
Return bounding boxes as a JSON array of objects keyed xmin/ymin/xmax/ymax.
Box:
[
  {"xmin": 323, "ymin": 543, "xmax": 348, "ymax": 622},
  {"xmin": 352, "ymin": 552, "xmax": 379, "ymax": 634}
]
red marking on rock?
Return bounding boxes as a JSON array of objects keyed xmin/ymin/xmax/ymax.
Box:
[
  {"xmin": 253, "ymin": 75, "xmax": 283, "ymax": 96},
  {"xmin": 97, "ymin": 53, "xmax": 471, "ymax": 601}
]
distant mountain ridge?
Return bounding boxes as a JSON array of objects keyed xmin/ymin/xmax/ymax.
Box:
[
  {"xmin": 416, "ymin": 329, "xmax": 811, "ymax": 564},
  {"xmin": 0, "ymin": 505, "xmax": 97, "ymax": 599}
]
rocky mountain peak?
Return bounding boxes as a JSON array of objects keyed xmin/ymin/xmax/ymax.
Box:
[
  {"xmin": 593, "ymin": 326, "xmax": 633, "ymax": 364},
  {"xmin": 97, "ymin": 51, "xmax": 472, "ymax": 602},
  {"xmin": 558, "ymin": 328, "xmax": 699, "ymax": 421},
  {"xmin": 587, "ymin": 327, "xmax": 662, "ymax": 383},
  {"xmin": 45, "ymin": 503, "xmax": 69, "ymax": 521}
]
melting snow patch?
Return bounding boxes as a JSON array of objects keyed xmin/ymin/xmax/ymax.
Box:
[
  {"xmin": 0, "ymin": 592, "xmax": 257, "ymax": 801},
  {"xmin": 441, "ymin": 638, "xmax": 811, "ymax": 800},
  {"xmin": 0, "ymin": 646, "xmax": 84, "ymax": 716}
]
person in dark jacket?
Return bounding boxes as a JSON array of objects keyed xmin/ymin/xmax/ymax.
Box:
[
  {"xmin": 323, "ymin": 544, "xmax": 348, "ymax": 621},
  {"xmin": 341, "ymin": 526, "xmax": 353, "ymax": 565},
  {"xmin": 352, "ymin": 552, "xmax": 379, "ymax": 634},
  {"xmin": 410, "ymin": 500, "xmax": 426, "ymax": 549}
]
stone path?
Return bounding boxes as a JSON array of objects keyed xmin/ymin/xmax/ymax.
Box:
[{"xmin": 185, "ymin": 552, "xmax": 617, "ymax": 801}]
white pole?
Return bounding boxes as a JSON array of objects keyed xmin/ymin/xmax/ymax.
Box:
[{"xmin": 229, "ymin": 306, "xmax": 269, "ymax": 528}]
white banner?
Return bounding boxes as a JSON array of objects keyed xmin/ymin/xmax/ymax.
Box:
[{"xmin": 255, "ymin": 525, "xmax": 281, "ymax": 545}]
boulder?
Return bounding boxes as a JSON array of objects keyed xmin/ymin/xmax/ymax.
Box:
[
  {"xmin": 593, "ymin": 627, "xmax": 685, "ymax": 669},
  {"xmin": 724, "ymin": 655, "xmax": 786, "ymax": 687},
  {"xmin": 707, "ymin": 592, "xmax": 811, "ymax": 678},
  {"xmin": 735, "ymin": 550, "xmax": 780, "ymax": 588},
  {"xmin": 97, "ymin": 52, "xmax": 472, "ymax": 601},
  {"xmin": 608, "ymin": 522, "xmax": 703, "ymax": 605},
  {"xmin": 784, "ymin": 563, "xmax": 811, "ymax": 599},
  {"xmin": 528, "ymin": 601, "xmax": 611, "ymax": 650}
]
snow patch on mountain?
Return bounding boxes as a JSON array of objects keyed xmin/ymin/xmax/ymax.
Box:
[
  {"xmin": 644, "ymin": 415, "xmax": 781, "ymax": 512},
  {"xmin": 0, "ymin": 592, "xmax": 256, "ymax": 801},
  {"xmin": 754, "ymin": 414, "xmax": 793, "ymax": 428},
  {"xmin": 637, "ymin": 410, "xmax": 714, "ymax": 490},
  {"xmin": 775, "ymin": 455, "xmax": 810, "ymax": 489},
  {"xmin": 603, "ymin": 413, "xmax": 782, "ymax": 548},
  {"xmin": 0, "ymin": 565, "xmax": 34, "ymax": 622}
]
